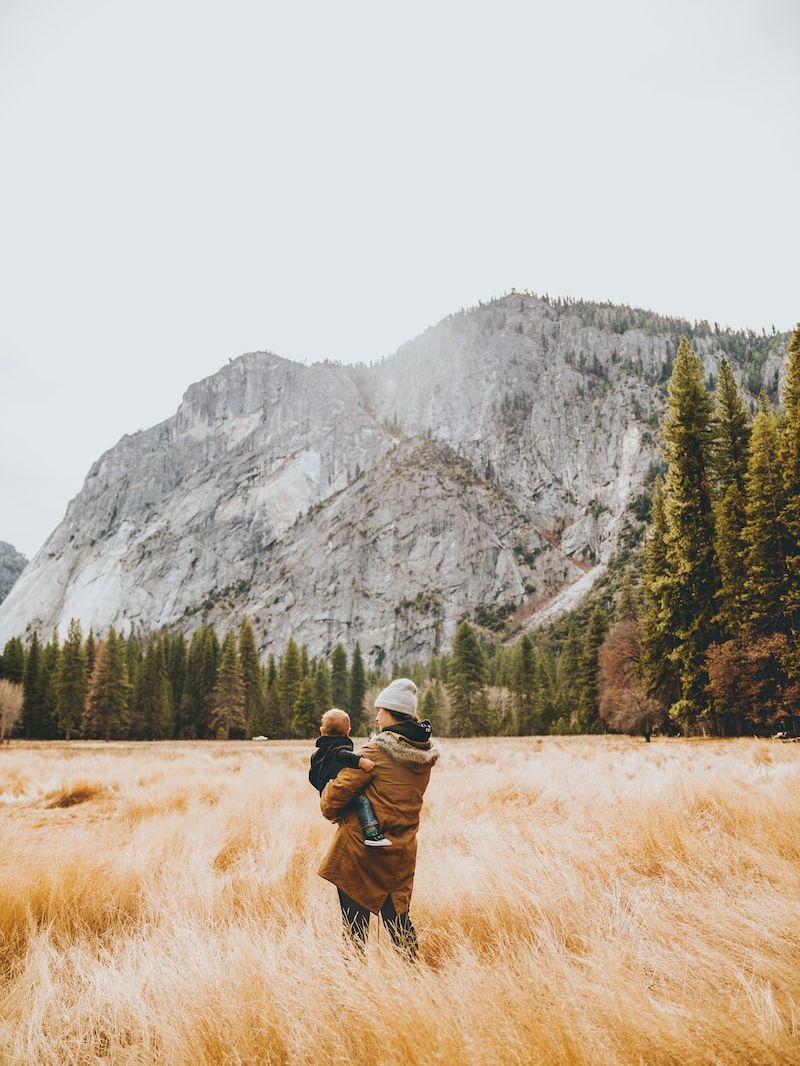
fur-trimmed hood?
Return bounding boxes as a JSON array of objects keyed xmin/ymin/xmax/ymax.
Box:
[{"xmin": 372, "ymin": 729, "xmax": 441, "ymax": 769}]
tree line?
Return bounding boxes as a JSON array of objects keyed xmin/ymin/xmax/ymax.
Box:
[
  {"xmin": 0, "ymin": 609, "xmax": 616, "ymax": 740},
  {"xmin": 604, "ymin": 326, "xmax": 800, "ymax": 738},
  {"xmin": 0, "ymin": 621, "xmax": 371, "ymax": 741}
]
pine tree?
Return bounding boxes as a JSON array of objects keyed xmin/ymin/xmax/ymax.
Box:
[
  {"xmin": 263, "ymin": 677, "xmax": 282, "ymax": 738},
  {"xmin": 616, "ymin": 578, "xmax": 639, "ymax": 622},
  {"xmin": 417, "ymin": 680, "xmax": 442, "ymax": 730},
  {"xmin": 266, "ymin": 652, "xmax": 279, "ymax": 686},
  {"xmin": 330, "ymin": 644, "xmax": 348, "ymax": 709},
  {"xmin": 660, "ymin": 339, "xmax": 718, "ymax": 728},
  {"xmin": 85, "ymin": 630, "xmax": 97, "ymax": 678},
  {"xmin": 714, "ymin": 484, "xmax": 748, "ymax": 637},
  {"xmin": 494, "ymin": 645, "xmax": 515, "ymax": 690},
  {"xmin": 536, "ymin": 648, "xmax": 560, "ymax": 732},
  {"xmin": 742, "ymin": 398, "xmax": 787, "ymax": 633},
  {"xmin": 82, "ymin": 628, "xmax": 130, "ymax": 740},
  {"xmin": 292, "ymin": 676, "xmax": 318, "ymax": 738},
  {"xmin": 255, "ymin": 654, "xmax": 280, "ymax": 736},
  {"xmin": 184, "ymin": 626, "xmax": 219, "ymax": 737},
  {"xmin": 238, "ymin": 618, "xmax": 262, "ymax": 735},
  {"xmin": 131, "ymin": 641, "xmax": 173, "ymax": 739},
  {"xmin": 349, "ymin": 642, "xmax": 366, "ymax": 732},
  {"xmin": 22, "ymin": 633, "xmax": 45, "ymax": 739},
  {"xmin": 485, "ymin": 646, "xmax": 501, "ymax": 688},
  {"xmin": 41, "ymin": 629, "xmax": 61, "ymax": 739},
  {"xmin": 557, "ymin": 622, "xmax": 583, "ymax": 727},
  {"xmin": 783, "ymin": 323, "xmax": 800, "ymax": 413},
  {"xmin": 56, "ymin": 618, "xmax": 88, "ymax": 740},
  {"xmin": 209, "ymin": 632, "xmax": 247, "ymax": 740},
  {"xmin": 266, "ymin": 654, "xmax": 277, "ymax": 689},
  {"xmin": 709, "ymin": 359, "xmax": 751, "ymax": 637},
  {"xmin": 447, "ymin": 621, "xmax": 488, "ymax": 735},
  {"xmin": 157, "ymin": 638, "xmax": 175, "ymax": 737},
  {"xmin": 125, "ymin": 632, "xmax": 142, "ymax": 699},
  {"xmin": 641, "ymin": 478, "xmax": 681, "ymax": 708},
  {"xmin": 421, "ymin": 685, "xmax": 439, "ymax": 725},
  {"xmin": 780, "ymin": 324, "xmax": 800, "ymax": 636},
  {"xmin": 1, "ymin": 637, "xmax": 25, "ymax": 684},
  {"xmin": 513, "ymin": 636, "xmax": 539, "ymax": 734},
  {"xmin": 710, "ymin": 358, "xmax": 750, "ymax": 493},
  {"xmin": 313, "ymin": 659, "xmax": 332, "ymax": 714},
  {"xmin": 165, "ymin": 632, "xmax": 187, "ymax": 721},
  {"xmin": 576, "ymin": 607, "xmax": 608, "ymax": 732},
  {"xmin": 279, "ymin": 639, "xmax": 302, "ymax": 736}
]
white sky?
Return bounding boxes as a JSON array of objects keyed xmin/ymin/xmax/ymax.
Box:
[{"xmin": 1, "ymin": 0, "xmax": 798, "ymax": 559}]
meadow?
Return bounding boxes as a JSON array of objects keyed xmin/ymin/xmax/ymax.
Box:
[{"xmin": 0, "ymin": 737, "xmax": 798, "ymax": 1066}]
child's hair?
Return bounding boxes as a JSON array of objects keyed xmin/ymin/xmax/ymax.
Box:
[{"xmin": 320, "ymin": 708, "xmax": 351, "ymax": 736}]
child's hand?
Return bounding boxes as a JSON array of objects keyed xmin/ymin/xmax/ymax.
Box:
[{"xmin": 358, "ymin": 757, "xmax": 376, "ymax": 772}]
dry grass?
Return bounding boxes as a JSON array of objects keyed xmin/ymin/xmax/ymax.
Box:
[{"xmin": 0, "ymin": 737, "xmax": 798, "ymax": 1065}]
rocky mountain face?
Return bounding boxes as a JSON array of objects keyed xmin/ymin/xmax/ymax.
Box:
[
  {"xmin": 0, "ymin": 294, "xmax": 788, "ymax": 662},
  {"xmin": 0, "ymin": 542, "xmax": 27, "ymax": 606}
]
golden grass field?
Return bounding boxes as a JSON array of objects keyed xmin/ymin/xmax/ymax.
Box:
[{"xmin": 0, "ymin": 737, "xmax": 798, "ymax": 1066}]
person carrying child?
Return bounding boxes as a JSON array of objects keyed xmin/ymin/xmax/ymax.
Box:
[
  {"xmin": 317, "ymin": 678, "xmax": 439, "ymax": 959},
  {"xmin": 309, "ymin": 708, "xmax": 392, "ymax": 846}
]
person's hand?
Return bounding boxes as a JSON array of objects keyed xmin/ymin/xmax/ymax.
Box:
[{"xmin": 359, "ymin": 756, "xmax": 376, "ymax": 772}]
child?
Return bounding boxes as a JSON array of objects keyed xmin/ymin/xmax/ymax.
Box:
[{"xmin": 309, "ymin": 708, "xmax": 391, "ymax": 847}]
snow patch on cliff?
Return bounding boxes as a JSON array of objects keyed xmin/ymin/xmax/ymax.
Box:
[
  {"xmin": 526, "ymin": 563, "xmax": 607, "ymax": 630},
  {"xmin": 615, "ymin": 425, "xmax": 641, "ymax": 511},
  {"xmin": 253, "ymin": 448, "xmax": 322, "ymax": 533}
]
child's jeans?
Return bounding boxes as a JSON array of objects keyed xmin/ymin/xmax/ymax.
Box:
[{"xmin": 353, "ymin": 791, "xmax": 379, "ymax": 833}]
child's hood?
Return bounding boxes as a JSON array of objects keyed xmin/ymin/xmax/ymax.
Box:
[{"xmin": 314, "ymin": 736, "xmax": 354, "ymax": 751}]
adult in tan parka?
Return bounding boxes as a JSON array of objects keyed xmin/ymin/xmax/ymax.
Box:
[{"xmin": 318, "ymin": 677, "xmax": 439, "ymax": 956}]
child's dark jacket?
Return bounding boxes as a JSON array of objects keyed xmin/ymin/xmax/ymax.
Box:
[{"xmin": 309, "ymin": 736, "xmax": 363, "ymax": 793}]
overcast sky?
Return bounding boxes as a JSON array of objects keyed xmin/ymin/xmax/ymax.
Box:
[{"xmin": 1, "ymin": 0, "xmax": 798, "ymax": 558}]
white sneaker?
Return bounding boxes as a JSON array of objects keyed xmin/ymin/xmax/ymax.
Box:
[{"xmin": 364, "ymin": 835, "xmax": 392, "ymax": 847}]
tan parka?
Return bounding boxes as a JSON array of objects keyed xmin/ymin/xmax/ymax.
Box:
[{"xmin": 318, "ymin": 729, "xmax": 440, "ymax": 914}]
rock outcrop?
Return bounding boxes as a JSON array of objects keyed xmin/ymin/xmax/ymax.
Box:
[
  {"xmin": 0, "ymin": 542, "xmax": 27, "ymax": 606},
  {"xmin": 0, "ymin": 294, "xmax": 788, "ymax": 660}
]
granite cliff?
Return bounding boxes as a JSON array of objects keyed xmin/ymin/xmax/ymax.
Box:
[{"xmin": 0, "ymin": 294, "xmax": 788, "ymax": 661}]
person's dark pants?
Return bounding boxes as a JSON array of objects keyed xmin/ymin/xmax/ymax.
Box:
[{"xmin": 337, "ymin": 888, "xmax": 419, "ymax": 960}]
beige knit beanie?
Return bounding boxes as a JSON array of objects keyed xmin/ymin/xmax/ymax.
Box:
[{"xmin": 374, "ymin": 677, "xmax": 418, "ymax": 718}]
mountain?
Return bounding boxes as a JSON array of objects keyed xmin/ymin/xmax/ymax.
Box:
[
  {"xmin": 0, "ymin": 293, "xmax": 789, "ymax": 661},
  {"xmin": 0, "ymin": 542, "xmax": 27, "ymax": 606}
]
